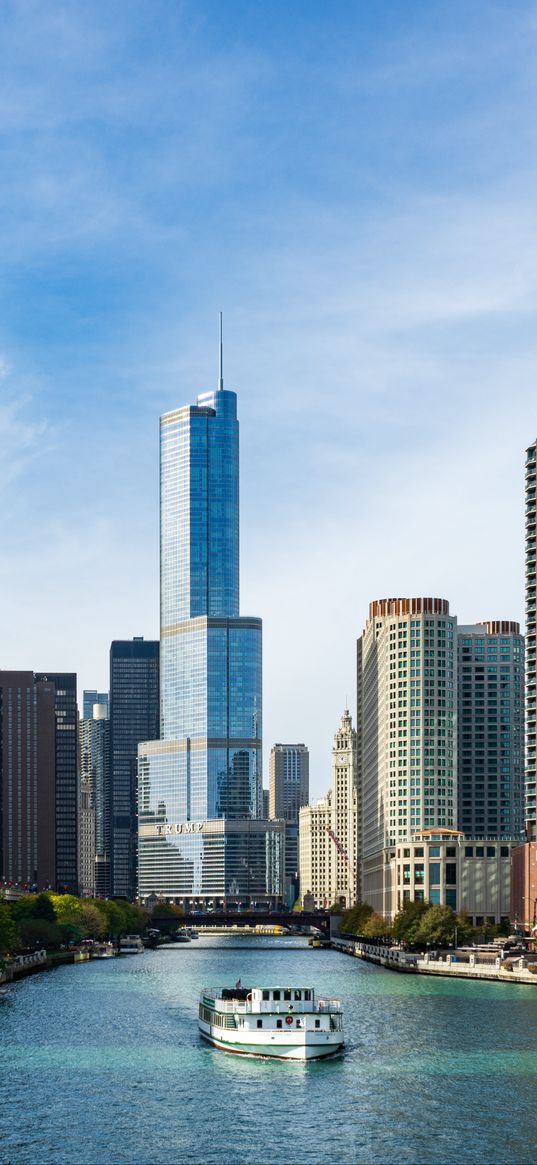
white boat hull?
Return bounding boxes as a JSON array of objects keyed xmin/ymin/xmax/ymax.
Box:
[{"xmin": 198, "ymin": 1020, "xmax": 343, "ymax": 1060}]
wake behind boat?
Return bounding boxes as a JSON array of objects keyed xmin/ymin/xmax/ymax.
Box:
[{"xmin": 198, "ymin": 984, "xmax": 344, "ymax": 1060}]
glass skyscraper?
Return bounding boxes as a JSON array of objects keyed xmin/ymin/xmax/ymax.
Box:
[
  {"xmin": 110, "ymin": 639, "xmax": 159, "ymax": 900},
  {"xmin": 138, "ymin": 359, "xmax": 274, "ymax": 902}
]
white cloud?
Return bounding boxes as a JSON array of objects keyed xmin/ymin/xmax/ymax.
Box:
[{"xmin": 0, "ymin": 0, "xmax": 535, "ymax": 797}]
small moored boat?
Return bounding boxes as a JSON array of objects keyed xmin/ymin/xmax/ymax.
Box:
[
  {"xmin": 91, "ymin": 943, "xmax": 116, "ymax": 959},
  {"xmin": 118, "ymin": 935, "xmax": 145, "ymax": 954},
  {"xmin": 198, "ymin": 985, "xmax": 343, "ymax": 1060}
]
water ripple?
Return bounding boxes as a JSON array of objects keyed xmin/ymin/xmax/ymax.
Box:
[{"xmin": 1, "ymin": 939, "xmax": 537, "ymax": 1164}]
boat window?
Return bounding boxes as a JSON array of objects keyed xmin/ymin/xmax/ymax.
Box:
[
  {"xmin": 283, "ymin": 990, "xmax": 291, "ymax": 1001},
  {"xmin": 315, "ymin": 1020, "xmax": 320, "ymax": 1029},
  {"xmin": 294, "ymin": 991, "xmax": 301, "ymax": 1001},
  {"xmin": 296, "ymin": 1019, "xmax": 302, "ymax": 1028},
  {"xmin": 273, "ymin": 991, "xmax": 281, "ymax": 1001},
  {"xmin": 276, "ymin": 1019, "xmax": 282, "ymax": 1029},
  {"xmin": 262, "ymin": 990, "xmax": 270, "ymax": 1001},
  {"xmin": 304, "ymin": 990, "xmax": 311, "ymax": 1001},
  {"xmin": 257, "ymin": 1020, "xmax": 263, "ymax": 1028}
]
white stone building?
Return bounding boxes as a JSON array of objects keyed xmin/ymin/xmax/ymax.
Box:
[
  {"xmin": 299, "ymin": 710, "xmax": 358, "ymax": 908},
  {"xmin": 357, "ymin": 597, "xmax": 457, "ymax": 914}
]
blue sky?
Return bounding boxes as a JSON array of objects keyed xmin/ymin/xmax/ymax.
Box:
[{"xmin": 1, "ymin": 0, "xmax": 537, "ymax": 797}]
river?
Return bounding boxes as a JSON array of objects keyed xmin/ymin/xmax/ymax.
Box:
[{"xmin": 1, "ymin": 935, "xmax": 537, "ymax": 1164}]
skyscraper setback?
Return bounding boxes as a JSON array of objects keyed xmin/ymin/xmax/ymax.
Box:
[
  {"xmin": 137, "ymin": 332, "xmax": 279, "ymax": 903},
  {"xmin": 157, "ymin": 374, "xmax": 262, "ymax": 811}
]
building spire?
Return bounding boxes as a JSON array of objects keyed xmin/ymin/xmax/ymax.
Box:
[{"xmin": 218, "ymin": 311, "xmax": 224, "ymax": 391}]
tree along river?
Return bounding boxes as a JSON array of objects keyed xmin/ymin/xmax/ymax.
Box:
[{"xmin": 1, "ymin": 935, "xmax": 537, "ymax": 1165}]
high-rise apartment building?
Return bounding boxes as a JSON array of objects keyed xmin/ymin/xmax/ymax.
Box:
[
  {"xmin": 0, "ymin": 672, "xmax": 56, "ymax": 889},
  {"xmin": 138, "ymin": 337, "xmax": 282, "ymax": 903},
  {"xmin": 457, "ymin": 622, "xmax": 524, "ymax": 839},
  {"xmin": 525, "ymin": 441, "xmax": 536, "ymax": 839},
  {"xmin": 357, "ymin": 597, "xmax": 525, "ymax": 920},
  {"xmin": 36, "ymin": 672, "xmax": 78, "ymax": 893},
  {"xmin": 110, "ymin": 639, "xmax": 159, "ymax": 900},
  {"xmin": 79, "ymin": 700, "xmax": 111, "ymax": 897},
  {"xmin": 357, "ymin": 598, "xmax": 457, "ymax": 914},
  {"xmin": 269, "ymin": 744, "xmax": 309, "ymax": 821},
  {"xmin": 269, "ymin": 743, "xmax": 309, "ymax": 903},
  {"xmin": 78, "ymin": 779, "xmax": 96, "ymax": 899},
  {"xmin": 511, "ymin": 440, "xmax": 537, "ymax": 926},
  {"xmin": 299, "ymin": 711, "xmax": 357, "ymax": 909}
]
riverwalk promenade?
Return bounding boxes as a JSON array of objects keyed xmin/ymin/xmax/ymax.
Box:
[
  {"xmin": 0, "ymin": 947, "xmax": 91, "ymax": 984},
  {"xmin": 332, "ymin": 934, "xmax": 537, "ymax": 985}
]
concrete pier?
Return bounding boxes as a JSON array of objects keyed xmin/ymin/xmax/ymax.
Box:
[{"xmin": 332, "ymin": 935, "xmax": 537, "ymax": 985}]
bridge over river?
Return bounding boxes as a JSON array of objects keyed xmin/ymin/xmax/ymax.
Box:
[{"xmin": 151, "ymin": 910, "xmax": 332, "ymax": 934}]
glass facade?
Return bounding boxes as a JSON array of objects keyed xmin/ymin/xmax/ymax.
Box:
[
  {"xmin": 110, "ymin": 640, "xmax": 160, "ymax": 900},
  {"xmin": 138, "ymin": 814, "xmax": 283, "ymax": 900},
  {"xmin": 83, "ymin": 690, "xmax": 109, "ymax": 719},
  {"xmin": 138, "ymin": 379, "xmax": 264, "ymax": 900},
  {"xmin": 160, "ymin": 388, "xmax": 239, "ymax": 741}
]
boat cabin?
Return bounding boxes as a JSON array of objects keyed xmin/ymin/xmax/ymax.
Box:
[{"xmin": 213, "ymin": 986, "xmax": 341, "ymax": 1020}]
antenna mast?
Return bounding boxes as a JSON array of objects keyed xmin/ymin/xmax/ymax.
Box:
[{"xmin": 218, "ymin": 312, "xmax": 224, "ymax": 391}]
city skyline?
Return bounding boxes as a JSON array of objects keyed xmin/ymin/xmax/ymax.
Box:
[{"xmin": 0, "ymin": 2, "xmax": 536, "ymax": 797}]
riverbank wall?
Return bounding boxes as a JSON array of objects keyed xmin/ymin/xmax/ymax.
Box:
[
  {"xmin": 0, "ymin": 949, "xmax": 86, "ymax": 985},
  {"xmin": 332, "ymin": 935, "xmax": 537, "ymax": 985}
]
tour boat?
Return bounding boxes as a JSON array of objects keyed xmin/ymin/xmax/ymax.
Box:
[
  {"xmin": 198, "ymin": 985, "xmax": 344, "ymax": 1060},
  {"xmin": 118, "ymin": 934, "xmax": 145, "ymax": 954}
]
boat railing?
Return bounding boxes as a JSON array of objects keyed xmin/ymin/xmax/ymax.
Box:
[
  {"xmin": 202, "ymin": 991, "xmax": 342, "ymax": 1014},
  {"xmin": 202, "ymin": 992, "xmax": 249, "ymax": 1013}
]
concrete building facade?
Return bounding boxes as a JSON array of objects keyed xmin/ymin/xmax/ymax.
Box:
[
  {"xmin": 0, "ymin": 672, "xmax": 56, "ymax": 890},
  {"xmin": 357, "ymin": 597, "xmax": 457, "ymax": 912},
  {"xmin": 357, "ymin": 597, "xmax": 524, "ymax": 921},
  {"xmin": 377, "ymin": 828, "xmax": 512, "ymax": 926},
  {"xmin": 299, "ymin": 710, "xmax": 357, "ymax": 909}
]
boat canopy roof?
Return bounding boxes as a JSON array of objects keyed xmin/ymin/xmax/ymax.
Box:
[{"xmin": 210, "ymin": 985, "xmax": 316, "ymax": 1000}]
